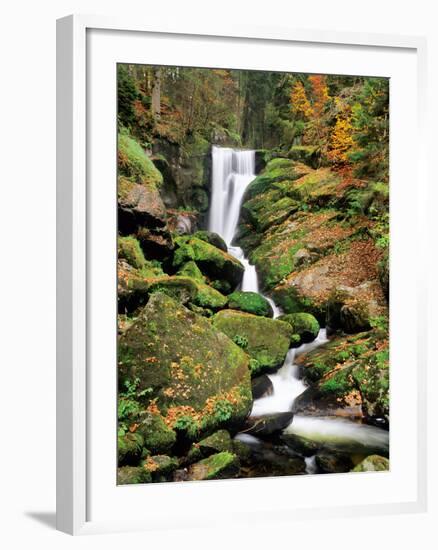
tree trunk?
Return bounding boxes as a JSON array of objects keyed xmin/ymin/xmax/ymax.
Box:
[{"xmin": 151, "ymin": 67, "xmax": 161, "ymax": 119}]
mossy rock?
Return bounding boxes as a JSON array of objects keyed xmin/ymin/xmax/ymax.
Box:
[
  {"xmin": 293, "ymin": 331, "xmax": 389, "ymax": 426},
  {"xmin": 118, "ymin": 432, "xmax": 145, "ymax": 466},
  {"xmin": 118, "ymin": 235, "xmax": 147, "ymax": 270},
  {"xmin": 173, "ymin": 236, "xmax": 244, "ymax": 289},
  {"xmin": 277, "ymin": 312, "xmax": 320, "ymax": 345},
  {"xmin": 176, "ymin": 261, "xmax": 206, "ymax": 283},
  {"xmin": 194, "ymin": 230, "xmax": 228, "ymax": 252},
  {"xmin": 352, "ymin": 454, "xmax": 389, "ymax": 472},
  {"xmin": 117, "ymin": 466, "xmax": 152, "ymax": 485},
  {"xmin": 288, "ymin": 145, "xmax": 321, "ymax": 168},
  {"xmin": 135, "ymin": 412, "xmax": 177, "ymax": 455},
  {"xmin": 118, "ymin": 293, "xmax": 252, "ymax": 445},
  {"xmin": 187, "ymin": 451, "xmax": 240, "ymax": 481},
  {"xmin": 142, "ymin": 455, "xmax": 179, "ymax": 480},
  {"xmin": 118, "ymin": 133, "xmax": 163, "ymax": 188},
  {"xmin": 243, "ymin": 158, "xmax": 312, "ymax": 202},
  {"xmin": 139, "ymin": 275, "xmax": 228, "ymax": 311},
  {"xmin": 197, "ymin": 430, "xmax": 233, "ymax": 456},
  {"xmin": 227, "ymin": 291, "xmax": 273, "ymax": 318},
  {"xmin": 212, "ymin": 310, "xmax": 293, "ymax": 374}
]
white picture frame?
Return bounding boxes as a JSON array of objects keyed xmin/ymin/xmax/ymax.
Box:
[{"xmin": 57, "ymin": 14, "xmax": 428, "ymax": 535}]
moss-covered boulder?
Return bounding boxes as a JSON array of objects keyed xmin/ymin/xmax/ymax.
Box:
[
  {"xmin": 352, "ymin": 454, "xmax": 389, "ymax": 472},
  {"xmin": 118, "ymin": 236, "xmax": 147, "ymax": 270},
  {"xmin": 118, "ymin": 432, "xmax": 145, "ymax": 466},
  {"xmin": 118, "ymin": 293, "xmax": 253, "ymax": 446},
  {"xmin": 194, "ymin": 230, "xmax": 228, "ymax": 252},
  {"xmin": 173, "ymin": 236, "xmax": 244, "ymax": 290},
  {"xmin": 198, "ymin": 430, "xmax": 234, "ymax": 456},
  {"xmin": 212, "ymin": 310, "xmax": 293, "ymax": 374},
  {"xmin": 117, "ymin": 466, "xmax": 152, "ymax": 485},
  {"xmin": 293, "ymin": 330, "xmax": 389, "ymax": 426},
  {"xmin": 227, "ymin": 291, "xmax": 273, "ymax": 318},
  {"xmin": 271, "ymin": 239, "xmax": 387, "ymax": 323},
  {"xmin": 135, "ymin": 412, "xmax": 177, "ymax": 455},
  {"xmin": 176, "ymin": 261, "xmax": 206, "ymax": 283},
  {"xmin": 187, "ymin": 451, "xmax": 240, "ymax": 481},
  {"xmin": 278, "ymin": 312, "xmax": 320, "ymax": 344},
  {"xmin": 288, "ymin": 145, "xmax": 321, "ymax": 168},
  {"xmin": 142, "ymin": 455, "xmax": 179, "ymax": 480}
]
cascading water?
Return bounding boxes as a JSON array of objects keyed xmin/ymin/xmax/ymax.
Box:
[{"xmin": 208, "ymin": 145, "xmax": 389, "ymax": 470}]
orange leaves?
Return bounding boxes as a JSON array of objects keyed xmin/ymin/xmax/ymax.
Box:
[
  {"xmin": 290, "ymin": 81, "xmax": 312, "ymax": 119},
  {"xmin": 308, "ymin": 75, "xmax": 329, "ymax": 118}
]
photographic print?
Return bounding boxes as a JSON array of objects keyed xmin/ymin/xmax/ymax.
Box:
[{"xmin": 117, "ymin": 64, "xmax": 389, "ymax": 485}]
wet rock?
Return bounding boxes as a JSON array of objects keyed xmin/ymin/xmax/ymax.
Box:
[
  {"xmin": 251, "ymin": 375, "xmax": 274, "ymax": 399},
  {"xmin": 242, "ymin": 412, "xmax": 294, "ymax": 438},
  {"xmin": 280, "ymin": 433, "xmax": 320, "ymax": 457},
  {"xmin": 315, "ymin": 451, "xmax": 353, "ymax": 473}
]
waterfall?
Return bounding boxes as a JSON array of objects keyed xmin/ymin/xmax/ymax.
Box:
[{"xmin": 207, "ymin": 145, "xmax": 388, "ymax": 459}]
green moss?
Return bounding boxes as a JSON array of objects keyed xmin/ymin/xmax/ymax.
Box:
[
  {"xmin": 176, "ymin": 261, "xmax": 206, "ymax": 283},
  {"xmin": 352, "ymin": 455, "xmax": 389, "ymax": 472},
  {"xmin": 118, "ymin": 133, "xmax": 163, "ymax": 187},
  {"xmin": 136, "ymin": 412, "xmax": 177, "ymax": 455},
  {"xmin": 197, "ymin": 430, "xmax": 233, "ymax": 456},
  {"xmin": 288, "ymin": 145, "xmax": 321, "ymax": 168},
  {"xmin": 277, "ymin": 312, "xmax": 320, "ymax": 344},
  {"xmin": 212, "ymin": 310, "xmax": 293, "ymax": 373},
  {"xmin": 118, "ymin": 293, "xmax": 252, "ymax": 442},
  {"xmin": 118, "ymin": 236, "xmax": 147, "ymax": 269},
  {"xmin": 194, "ymin": 230, "xmax": 227, "ymax": 252},
  {"xmin": 227, "ymin": 291, "xmax": 273, "ymax": 317},
  {"xmin": 143, "ymin": 455, "xmax": 179, "ymax": 479},
  {"xmin": 118, "ymin": 432, "xmax": 145, "ymax": 465},
  {"xmin": 173, "ymin": 236, "xmax": 244, "ymax": 289},
  {"xmin": 188, "ymin": 451, "xmax": 240, "ymax": 481}
]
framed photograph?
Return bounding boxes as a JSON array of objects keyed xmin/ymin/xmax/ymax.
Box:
[{"xmin": 57, "ymin": 15, "xmax": 427, "ymax": 535}]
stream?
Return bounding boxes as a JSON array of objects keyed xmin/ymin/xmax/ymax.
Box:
[{"xmin": 208, "ymin": 145, "xmax": 389, "ymax": 474}]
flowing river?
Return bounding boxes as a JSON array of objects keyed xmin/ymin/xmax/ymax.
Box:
[{"xmin": 208, "ymin": 146, "xmax": 388, "ymax": 472}]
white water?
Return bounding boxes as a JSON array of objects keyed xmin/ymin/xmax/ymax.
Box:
[{"xmin": 208, "ymin": 145, "xmax": 389, "ymax": 462}]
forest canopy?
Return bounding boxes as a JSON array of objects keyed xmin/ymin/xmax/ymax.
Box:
[{"xmin": 118, "ymin": 64, "xmax": 389, "ymax": 182}]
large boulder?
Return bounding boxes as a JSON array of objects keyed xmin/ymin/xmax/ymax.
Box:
[
  {"xmin": 211, "ymin": 310, "xmax": 294, "ymax": 374},
  {"xmin": 278, "ymin": 312, "xmax": 320, "ymax": 344},
  {"xmin": 118, "ymin": 293, "xmax": 253, "ymax": 447},
  {"xmin": 227, "ymin": 291, "xmax": 273, "ymax": 318},
  {"xmin": 173, "ymin": 236, "xmax": 244, "ymax": 290}
]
